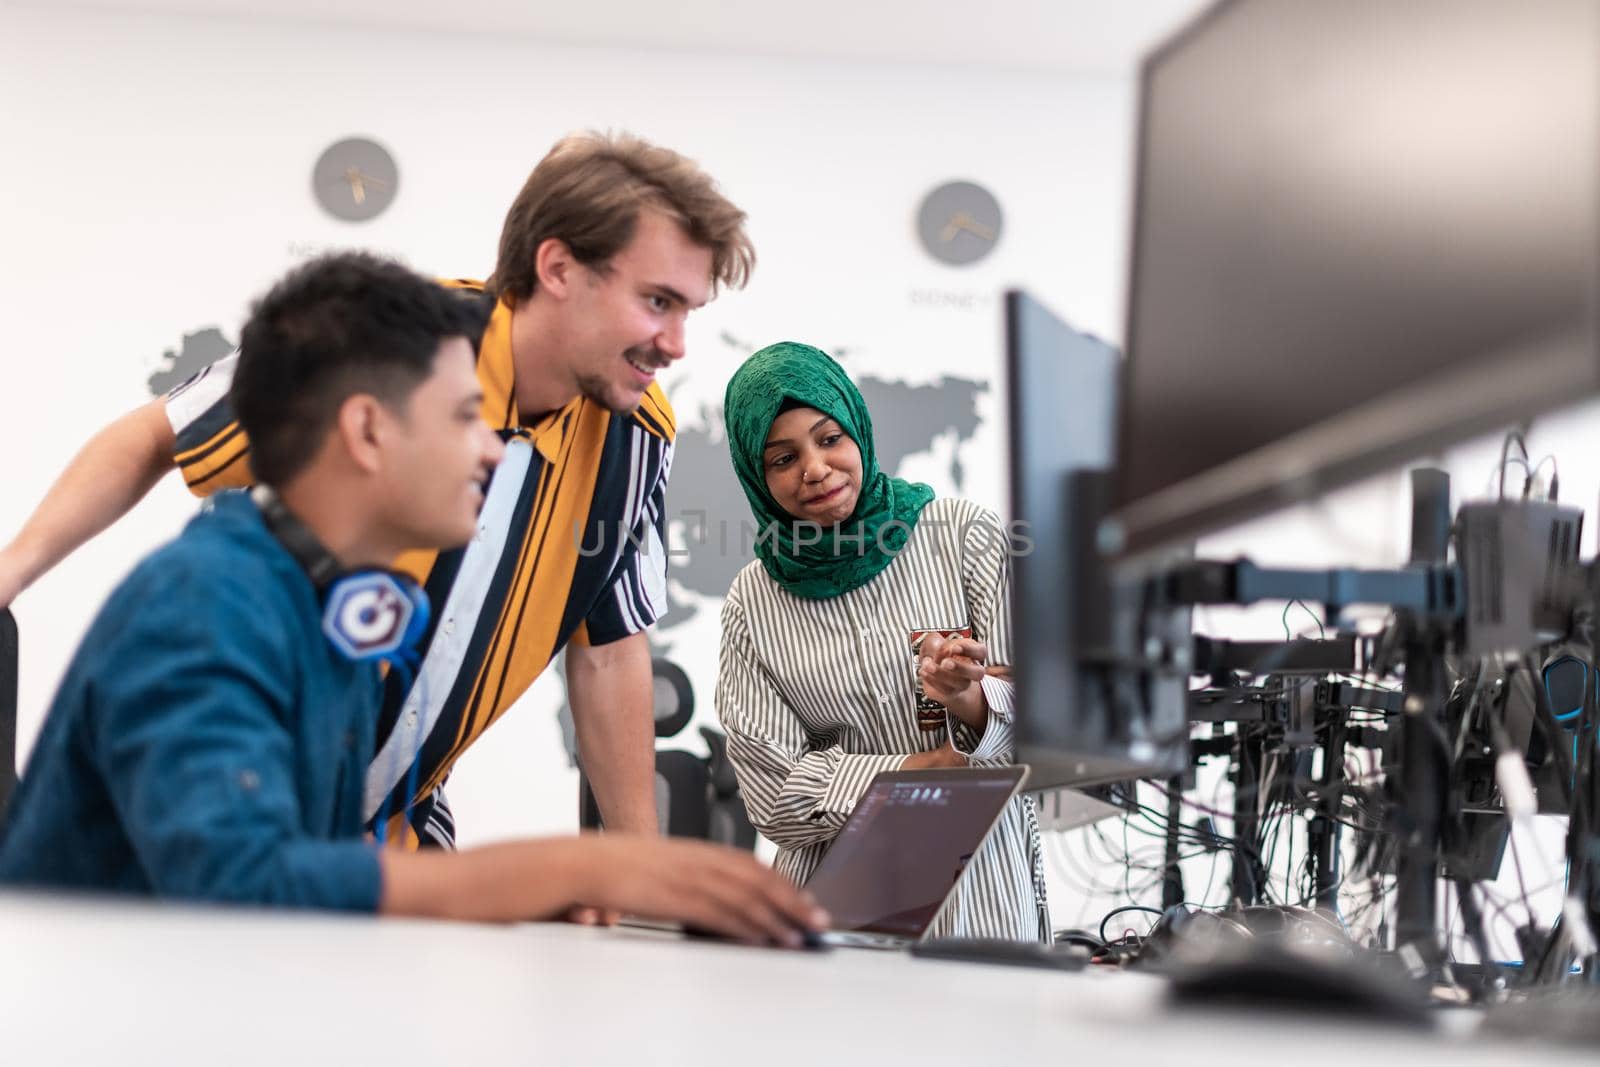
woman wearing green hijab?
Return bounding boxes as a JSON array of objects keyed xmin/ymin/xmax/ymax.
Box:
[{"xmin": 715, "ymin": 341, "xmax": 1048, "ymax": 942}]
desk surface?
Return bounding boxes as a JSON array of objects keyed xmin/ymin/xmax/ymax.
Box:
[{"xmin": 0, "ymin": 892, "xmax": 1589, "ymax": 1066}]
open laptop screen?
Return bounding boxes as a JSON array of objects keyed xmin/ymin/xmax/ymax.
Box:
[{"xmin": 803, "ymin": 766, "xmax": 1027, "ymax": 937}]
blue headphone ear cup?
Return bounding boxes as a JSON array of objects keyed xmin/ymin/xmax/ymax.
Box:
[
  {"xmin": 1544, "ymin": 654, "xmax": 1587, "ymax": 725},
  {"xmin": 322, "ymin": 571, "xmax": 429, "ymax": 663}
]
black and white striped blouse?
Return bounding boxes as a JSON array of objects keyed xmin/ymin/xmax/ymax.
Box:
[{"xmin": 716, "ymin": 497, "xmax": 1049, "ymax": 941}]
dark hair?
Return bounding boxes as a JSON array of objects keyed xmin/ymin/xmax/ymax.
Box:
[
  {"xmin": 232, "ymin": 252, "xmax": 487, "ymax": 487},
  {"xmin": 489, "ymin": 130, "xmax": 754, "ymax": 305}
]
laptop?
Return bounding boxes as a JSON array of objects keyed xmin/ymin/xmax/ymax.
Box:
[{"xmin": 805, "ymin": 765, "xmax": 1029, "ymax": 949}]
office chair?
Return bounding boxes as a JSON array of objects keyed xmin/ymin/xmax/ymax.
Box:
[
  {"xmin": 701, "ymin": 725, "xmax": 757, "ymax": 850},
  {"xmin": 577, "ymin": 656, "xmax": 757, "ymax": 850}
]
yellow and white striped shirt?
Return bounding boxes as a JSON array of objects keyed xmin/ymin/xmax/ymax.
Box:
[{"xmin": 166, "ymin": 281, "xmax": 675, "ymax": 847}]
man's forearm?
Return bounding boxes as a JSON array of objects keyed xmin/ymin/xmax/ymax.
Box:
[
  {"xmin": 378, "ymin": 833, "xmax": 830, "ymax": 944},
  {"xmin": 379, "ymin": 838, "xmax": 586, "ymax": 921},
  {"xmin": 566, "ymin": 633, "xmax": 659, "ymax": 834},
  {"xmin": 0, "ymin": 398, "xmax": 174, "ymax": 606}
]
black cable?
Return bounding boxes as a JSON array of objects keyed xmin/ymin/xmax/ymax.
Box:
[
  {"xmin": 1453, "ymin": 878, "xmax": 1500, "ymax": 982},
  {"xmin": 1281, "ymin": 599, "xmax": 1327, "ymax": 639},
  {"xmin": 1099, "ymin": 905, "xmax": 1165, "ymax": 945},
  {"xmin": 1260, "ymin": 810, "xmax": 1287, "ymax": 903},
  {"xmin": 1054, "ymin": 929, "xmax": 1109, "ymax": 952},
  {"xmin": 1497, "ymin": 428, "xmax": 1531, "ymax": 500},
  {"xmin": 1519, "ymin": 655, "xmax": 1576, "ymax": 806},
  {"xmin": 1283, "ymin": 812, "xmax": 1297, "ymax": 896},
  {"xmin": 1287, "ymin": 780, "xmax": 1390, "ymax": 834},
  {"xmin": 1128, "ymin": 794, "xmax": 1275, "ymax": 878},
  {"xmin": 1141, "ymin": 782, "xmax": 1278, "ymax": 902},
  {"xmin": 1049, "ymin": 832, "xmax": 1131, "ymax": 900},
  {"xmin": 1121, "ymin": 812, "xmax": 1136, "ymax": 901}
]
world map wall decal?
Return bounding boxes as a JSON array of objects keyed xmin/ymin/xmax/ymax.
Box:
[{"xmin": 145, "ymin": 325, "xmax": 991, "ymax": 641}]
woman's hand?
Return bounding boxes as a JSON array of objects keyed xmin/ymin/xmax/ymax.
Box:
[{"xmin": 918, "ymin": 634, "xmax": 989, "ymax": 730}]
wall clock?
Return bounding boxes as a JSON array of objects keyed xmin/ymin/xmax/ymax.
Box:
[
  {"xmin": 916, "ymin": 180, "xmax": 1003, "ymax": 266},
  {"xmin": 312, "ymin": 137, "xmax": 399, "ymax": 222}
]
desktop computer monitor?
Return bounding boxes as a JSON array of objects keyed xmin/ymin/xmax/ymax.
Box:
[
  {"xmin": 1006, "ymin": 291, "xmax": 1187, "ymax": 788},
  {"xmin": 1108, "ymin": 0, "xmax": 1600, "ymax": 557}
]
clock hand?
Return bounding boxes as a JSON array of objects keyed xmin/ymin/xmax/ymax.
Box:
[
  {"xmin": 960, "ymin": 217, "xmax": 996, "ymax": 241},
  {"xmin": 940, "ymin": 211, "xmax": 996, "ymax": 243},
  {"xmin": 340, "ymin": 167, "xmax": 394, "ymax": 206}
]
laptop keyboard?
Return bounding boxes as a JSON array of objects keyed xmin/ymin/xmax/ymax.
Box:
[{"xmin": 820, "ymin": 930, "xmax": 911, "ymax": 950}]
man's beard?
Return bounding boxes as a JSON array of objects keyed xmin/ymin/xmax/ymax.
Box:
[
  {"xmin": 577, "ymin": 345, "xmax": 670, "ymax": 414},
  {"xmin": 575, "ymin": 372, "xmax": 640, "ymax": 415}
]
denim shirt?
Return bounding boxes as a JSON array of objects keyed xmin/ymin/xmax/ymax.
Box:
[{"xmin": 0, "ymin": 492, "xmax": 383, "ymax": 910}]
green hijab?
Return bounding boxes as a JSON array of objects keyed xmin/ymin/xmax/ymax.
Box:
[{"xmin": 724, "ymin": 341, "xmax": 935, "ymax": 600}]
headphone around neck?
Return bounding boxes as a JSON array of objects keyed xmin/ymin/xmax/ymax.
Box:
[{"xmin": 250, "ymin": 486, "xmax": 431, "ymax": 669}]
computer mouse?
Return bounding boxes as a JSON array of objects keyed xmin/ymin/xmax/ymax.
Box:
[{"xmin": 1165, "ymin": 942, "xmax": 1433, "ymax": 1025}]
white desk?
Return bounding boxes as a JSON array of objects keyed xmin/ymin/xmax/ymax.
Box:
[{"xmin": 0, "ymin": 891, "xmax": 1588, "ymax": 1066}]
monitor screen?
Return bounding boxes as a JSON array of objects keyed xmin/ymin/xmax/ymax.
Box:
[
  {"xmin": 1006, "ymin": 291, "xmax": 1187, "ymax": 787},
  {"xmin": 1111, "ymin": 0, "xmax": 1600, "ymax": 555}
]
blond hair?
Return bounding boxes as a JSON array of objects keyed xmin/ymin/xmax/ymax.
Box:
[{"xmin": 490, "ymin": 131, "xmax": 754, "ymax": 304}]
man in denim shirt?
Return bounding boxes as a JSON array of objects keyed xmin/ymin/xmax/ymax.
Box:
[{"xmin": 0, "ymin": 253, "xmax": 825, "ymax": 944}]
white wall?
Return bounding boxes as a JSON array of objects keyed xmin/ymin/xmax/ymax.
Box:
[{"xmin": 0, "ymin": 6, "xmax": 1136, "ymax": 869}]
